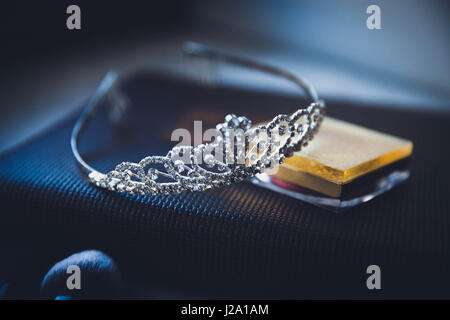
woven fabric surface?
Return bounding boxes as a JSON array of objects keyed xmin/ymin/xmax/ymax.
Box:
[{"xmin": 0, "ymin": 72, "xmax": 449, "ymax": 298}]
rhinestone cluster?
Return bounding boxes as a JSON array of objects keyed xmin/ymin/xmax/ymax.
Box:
[{"xmin": 89, "ymin": 101, "xmax": 325, "ymax": 195}]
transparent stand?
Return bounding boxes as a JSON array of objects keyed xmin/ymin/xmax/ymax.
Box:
[{"xmin": 252, "ymin": 168, "xmax": 410, "ymax": 212}]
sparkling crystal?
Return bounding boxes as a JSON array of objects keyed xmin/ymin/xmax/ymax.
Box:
[
  {"xmin": 216, "ymin": 123, "xmax": 225, "ymax": 132},
  {"xmin": 237, "ymin": 116, "xmax": 251, "ymax": 131},
  {"xmin": 194, "ymin": 147, "xmax": 203, "ymax": 158},
  {"xmin": 108, "ymin": 178, "xmax": 119, "ymax": 188},
  {"xmin": 174, "ymin": 159, "xmax": 185, "ymax": 173},
  {"xmin": 225, "ymin": 114, "xmax": 239, "ymax": 128},
  {"xmin": 204, "ymin": 154, "xmax": 215, "ymax": 167},
  {"xmin": 214, "ymin": 135, "xmax": 223, "ymax": 144},
  {"xmin": 147, "ymin": 168, "xmax": 158, "ymax": 180}
]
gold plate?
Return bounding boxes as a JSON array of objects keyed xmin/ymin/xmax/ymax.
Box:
[{"xmin": 272, "ymin": 117, "xmax": 413, "ymax": 197}]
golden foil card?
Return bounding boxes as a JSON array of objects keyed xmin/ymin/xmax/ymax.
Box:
[{"xmin": 271, "ymin": 117, "xmax": 413, "ymax": 197}]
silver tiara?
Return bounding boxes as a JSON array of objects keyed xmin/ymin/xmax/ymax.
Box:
[{"xmin": 71, "ymin": 43, "xmax": 325, "ymax": 196}]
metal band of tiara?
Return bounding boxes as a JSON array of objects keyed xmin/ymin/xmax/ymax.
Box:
[{"xmin": 71, "ymin": 42, "xmax": 325, "ymax": 196}]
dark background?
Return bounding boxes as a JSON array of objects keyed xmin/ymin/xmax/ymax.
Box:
[
  {"xmin": 1, "ymin": 0, "xmax": 449, "ymax": 153},
  {"xmin": 0, "ymin": 0, "xmax": 449, "ymax": 300}
]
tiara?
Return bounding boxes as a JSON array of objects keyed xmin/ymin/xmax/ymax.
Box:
[{"xmin": 71, "ymin": 42, "xmax": 325, "ymax": 196}]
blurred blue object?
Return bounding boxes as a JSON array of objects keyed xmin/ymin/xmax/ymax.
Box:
[
  {"xmin": 1, "ymin": 0, "xmax": 448, "ymax": 154},
  {"xmin": 0, "ymin": 283, "xmax": 8, "ymax": 299},
  {"xmin": 40, "ymin": 250, "xmax": 123, "ymax": 299},
  {"xmin": 193, "ymin": 0, "xmax": 450, "ymax": 108}
]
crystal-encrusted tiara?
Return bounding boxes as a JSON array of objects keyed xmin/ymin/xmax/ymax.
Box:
[{"xmin": 71, "ymin": 42, "xmax": 325, "ymax": 196}]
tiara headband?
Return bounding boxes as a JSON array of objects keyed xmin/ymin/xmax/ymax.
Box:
[{"xmin": 71, "ymin": 42, "xmax": 325, "ymax": 196}]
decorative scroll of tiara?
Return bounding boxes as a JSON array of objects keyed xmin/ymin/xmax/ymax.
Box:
[{"xmin": 71, "ymin": 42, "xmax": 325, "ymax": 196}]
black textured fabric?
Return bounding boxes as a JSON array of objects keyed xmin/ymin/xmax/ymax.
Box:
[{"xmin": 1, "ymin": 72, "xmax": 449, "ymax": 299}]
